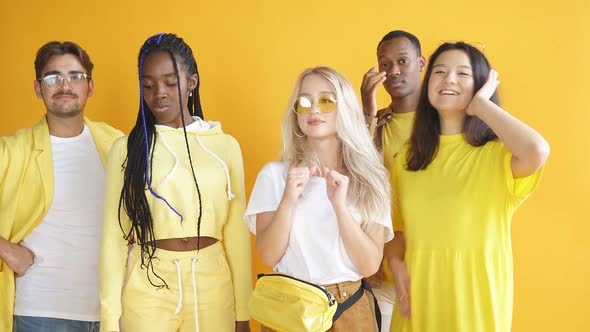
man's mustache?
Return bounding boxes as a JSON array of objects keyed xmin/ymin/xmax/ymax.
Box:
[{"xmin": 52, "ymin": 92, "xmax": 77, "ymax": 98}]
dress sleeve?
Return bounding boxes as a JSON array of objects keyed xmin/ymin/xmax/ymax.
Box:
[{"xmin": 498, "ymin": 143, "xmax": 545, "ymax": 206}]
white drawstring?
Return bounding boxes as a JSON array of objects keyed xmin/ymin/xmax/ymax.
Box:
[
  {"xmin": 157, "ymin": 125, "xmax": 235, "ymax": 201},
  {"xmin": 172, "ymin": 259, "xmax": 183, "ymax": 314},
  {"xmin": 193, "ymin": 133, "xmax": 236, "ymax": 200},
  {"xmin": 191, "ymin": 257, "xmax": 200, "ymax": 332},
  {"xmin": 157, "ymin": 132, "xmax": 179, "ymax": 185},
  {"xmin": 172, "ymin": 257, "xmax": 200, "ymax": 332}
]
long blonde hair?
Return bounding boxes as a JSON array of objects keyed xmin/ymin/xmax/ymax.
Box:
[{"xmin": 281, "ymin": 66, "xmax": 390, "ymax": 221}]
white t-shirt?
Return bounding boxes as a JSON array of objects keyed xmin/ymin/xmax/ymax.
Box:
[
  {"xmin": 245, "ymin": 161, "xmax": 393, "ymax": 285},
  {"xmin": 14, "ymin": 125, "xmax": 105, "ymax": 321}
]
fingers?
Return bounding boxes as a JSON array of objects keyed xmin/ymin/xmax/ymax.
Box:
[
  {"xmin": 283, "ymin": 167, "xmax": 313, "ymax": 204},
  {"xmin": 324, "ymin": 168, "xmax": 349, "ymax": 187},
  {"xmin": 7, "ymin": 244, "xmax": 35, "ymax": 276},
  {"xmin": 324, "ymin": 167, "xmax": 337, "ymax": 186},
  {"xmin": 366, "ymin": 66, "xmax": 378, "ymax": 74},
  {"xmin": 488, "ymin": 69, "xmax": 499, "ymax": 86},
  {"xmin": 288, "ymin": 168, "xmax": 311, "ymax": 185},
  {"xmin": 479, "ymin": 69, "xmax": 500, "ymax": 99},
  {"xmin": 322, "ymin": 166, "xmax": 330, "ymax": 178},
  {"xmin": 361, "ymin": 66, "xmax": 386, "ymax": 118},
  {"xmin": 361, "ymin": 68, "xmax": 387, "ymax": 92},
  {"xmin": 308, "ymin": 166, "xmax": 317, "ymax": 177}
]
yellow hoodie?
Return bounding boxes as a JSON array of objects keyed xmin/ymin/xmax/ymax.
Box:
[
  {"xmin": 99, "ymin": 119, "xmax": 252, "ymax": 331},
  {"xmin": 0, "ymin": 116, "xmax": 123, "ymax": 331}
]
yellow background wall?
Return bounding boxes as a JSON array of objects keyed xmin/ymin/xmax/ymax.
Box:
[{"xmin": 1, "ymin": 0, "xmax": 588, "ymax": 331}]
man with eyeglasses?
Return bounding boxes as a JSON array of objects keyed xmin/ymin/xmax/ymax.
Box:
[
  {"xmin": 360, "ymin": 30, "xmax": 426, "ymax": 332},
  {"xmin": 0, "ymin": 41, "xmax": 123, "ymax": 332}
]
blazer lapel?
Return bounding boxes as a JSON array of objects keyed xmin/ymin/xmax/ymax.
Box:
[{"xmin": 32, "ymin": 117, "xmax": 54, "ymax": 214}]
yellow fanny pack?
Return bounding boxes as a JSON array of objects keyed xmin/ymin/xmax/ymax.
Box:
[
  {"xmin": 248, "ymin": 273, "xmax": 380, "ymax": 332},
  {"xmin": 248, "ymin": 273, "xmax": 337, "ymax": 332}
]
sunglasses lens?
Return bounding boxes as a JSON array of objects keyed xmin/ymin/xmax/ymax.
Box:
[
  {"xmin": 318, "ymin": 95, "xmax": 336, "ymax": 113},
  {"xmin": 294, "ymin": 96, "xmax": 312, "ymax": 114}
]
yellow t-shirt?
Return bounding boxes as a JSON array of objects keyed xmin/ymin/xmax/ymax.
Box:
[
  {"xmin": 390, "ymin": 134, "xmax": 543, "ymax": 332},
  {"xmin": 383, "ymin": 111, "xmax": 415, "ymax": 172},
  {"xmin": 381, "ymin": 111, "xmax": 415, "ymax": 285}
]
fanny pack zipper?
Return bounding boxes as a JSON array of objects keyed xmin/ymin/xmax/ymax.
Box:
[{"xmin": 257, "ymin": 273, "xmax": 336, "ymax": 306}]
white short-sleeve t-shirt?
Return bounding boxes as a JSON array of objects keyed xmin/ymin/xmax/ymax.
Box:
[
  {"xmin": 14, "ymin": 125, "xmax": 104, "ymax": 321},
  {"xmin": 245, "ymin": 161, "xmax": 393, "ymax": 285}
]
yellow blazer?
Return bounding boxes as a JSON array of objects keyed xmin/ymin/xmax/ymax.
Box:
[{"xmin": 0, "ymin": 116, "xmax": 123, "ymax": 330}]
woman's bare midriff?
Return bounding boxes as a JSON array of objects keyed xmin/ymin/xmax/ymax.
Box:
[{"xmin": 153, "ymin": 236, "xmax": 218, "ymax": 251}]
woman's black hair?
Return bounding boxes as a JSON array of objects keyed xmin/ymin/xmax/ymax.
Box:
[{"xmin": 119, "ymin": 33, "xmax": 205, "ymax": 288}]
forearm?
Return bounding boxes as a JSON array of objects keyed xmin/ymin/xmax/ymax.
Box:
[
  {"xmin": 471, "ymin": 97, "xmax": 550, "ymax": 174},
  {"xmin": 0, "ymin": 236, "xmax": 12, "ymax": 261},
  {"xmin": 255, "ymin": 200, "xmax": 295, "ymax": 267},
  {"xmin": 333, "ymin": 205, "xmax": 383, "ymax": 277},
  {"xmin": 0, "ymin": 236, "xmax": 24, "ymax": 271},
  {"xmin": 0, "ymin": 236, "xmax": 11, "ymax": 269},
  {"xmin": 385, "ymin": 231, "xmax": 406, "ymax": 266}
]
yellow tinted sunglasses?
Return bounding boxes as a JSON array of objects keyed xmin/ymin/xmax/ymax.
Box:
[{"xmin": 293, "ymin": 95, "xmax": 337, "ymax": 115}]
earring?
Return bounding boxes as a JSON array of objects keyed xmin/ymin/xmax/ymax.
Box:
[
  {"xmin": 294, "ymin": 128, "xmax": 306, "ymax": 138},
  {"xmin": 189, "ymin": 90, "xmax": 193, "ymax": 98}
]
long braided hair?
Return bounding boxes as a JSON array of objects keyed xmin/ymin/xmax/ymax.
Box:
[{"xmin": 119, "ymin": 33, "xmax": 205, "ymax": 288}]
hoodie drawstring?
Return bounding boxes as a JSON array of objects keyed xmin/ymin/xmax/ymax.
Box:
[
  {"xmin": 156, "ymin": 128, "xmax": 235, "ymax": 201},
  {"xmin": 191, "ymin": 257, "xmax": 200, "ymax": 332},
  {"xmin": 193, "ymin": 133, "xmax": 235, "ymax": 200},
  {"xmin": 157, "ymin": 132, "xmax": 179, "ymax": 185},
  {"xmin": 172, "ymin": 257, "xmax": 201, "ymax": 332},
  {"xmin": 172, "ymin": 259, "xmax": 183, "ymax": 314}
]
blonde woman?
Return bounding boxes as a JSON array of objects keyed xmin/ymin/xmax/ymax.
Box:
[{"xmin": 245, "ymin": 67, "xmax": 393, "ymax": 331}]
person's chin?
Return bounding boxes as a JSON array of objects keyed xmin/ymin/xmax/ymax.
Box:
[{"xmin": 387, "ymin": 88, "xmax": 408, "ymax": 99}]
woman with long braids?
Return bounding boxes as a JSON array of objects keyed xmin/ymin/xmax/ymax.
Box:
[
  {"xmin": 388, "ymin": 42, "xmax": 550, "ymax": 331},
  {"xmin": 99, "ymin": 33, "xmax": 251, "ymax": 332},
  {"xmin": 246, "ymin": 67, "xmax": 392, "ymax": 331}
]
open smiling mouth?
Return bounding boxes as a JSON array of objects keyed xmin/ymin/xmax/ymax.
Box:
[{"xmin": 439, "ymin": 89, "xmax": 459, "ymax": 96}]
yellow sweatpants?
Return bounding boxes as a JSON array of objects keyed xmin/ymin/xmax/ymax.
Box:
[{"xmin": 122, "ymin": 242, "xmax": 235, "ymax": 332}]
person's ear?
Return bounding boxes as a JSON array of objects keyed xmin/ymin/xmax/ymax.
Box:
[
  {"xmin": 87, "ymin": 78, "xmax": 94, "ymax": 97},
  {"xmin": 34, "ymin": 79, "xmax": 42, "ymax": 98},
  {"xmin": 188, "ymin": 74, "xmax": 198, "ymax": 91}
]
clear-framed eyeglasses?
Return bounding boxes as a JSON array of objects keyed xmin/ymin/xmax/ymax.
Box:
[{"xmin": 37, "ymin": 73, "xmax": 91, "ymax": 90}]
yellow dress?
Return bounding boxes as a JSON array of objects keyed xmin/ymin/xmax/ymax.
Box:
[{"xmin": 390, "ymin": 134, "xmax": 543, "ymax": 332}]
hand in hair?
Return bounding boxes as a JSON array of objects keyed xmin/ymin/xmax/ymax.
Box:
[
  {"xmin": 467, "ymin": 69, "xmax": 500, "ymax": 116},
  {"xmin": 361, "ymin": 66, "xmax": 387, "ymax": 118},
  {"xmin": 464, "ymin": 68, "xmax": 550, "ymax": 178},
  {"xmin": 282, "ymin": 166, "xmax": 316, "ymax": 205},
  {"xmin": 324, "ymin": 167, "xmax": 350, "ymax": 209}
]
